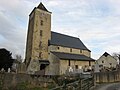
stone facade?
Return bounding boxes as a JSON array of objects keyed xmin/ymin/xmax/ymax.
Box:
[
  {"xmin": 94, "ymin": 70, "xmax": 120, "ymax": 83},
  {"xmin": 47, "ymin": 53, "xmax": 94, "ymax": 75},
  {"xmin": 0, "ymin": 73, "xmax": 55, "ymax": 89},
  {"xmin": 25, "ymin": 3, "xmax": 95, "ymax": 75},
  {"xmin": 97, "ymin": 52, "xmax": 118, "ymax": 68},
  {"xmin": 25, "ymin": 3, "xmax": 51, "ymax": 74},
  {"xmin": 49, "ymin": 45, "xmax": 90, "ymax": 57}
]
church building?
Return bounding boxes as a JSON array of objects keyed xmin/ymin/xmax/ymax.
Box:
[{"xmin": 25, "ymin": 3, "xmax": 95, "ymax": 75}]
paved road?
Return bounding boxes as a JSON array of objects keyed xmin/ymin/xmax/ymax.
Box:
[{"xmin": 91, "ymin": 83, "xmax": 120, "ymax": 90}]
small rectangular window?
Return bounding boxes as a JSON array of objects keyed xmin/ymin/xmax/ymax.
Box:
[
  {"xmin": 40, "ymin": 30, "xmax": 42, "ymax": 36},
  {"xmin": 70, "ymin": 49, "xmax": 72, "ymax": 52},
  {"xmin": 41, "ymin": 20, "xmax": 43, "ymax": 25},
  {"xmin": 39, "ymin": 41, "xmax": 42, "ymax": 47},
  {"xmin": 69, "ymin": 60, "xmax": 70, "ymax": 66},
  {"xmin": 39, "ymin": 52, "xmax": 42, "ymax": 58},
  {"xmin": 58, "ymin": 47, "xmax": 59, "ymax": 49},
  {"xmin": 80, "ymin": 50, "xmax": 82, "ymax": 53},
  {"xmin": 102, "ymin": 61, "xmax": 104, "ymax": 63},
  {"xmin": 48, "ymin": 40, "xmax": 50, "ymax": 46},
  {"xmin": 75, "ymin": 65, "xmax": 78, "ymax": 69}
]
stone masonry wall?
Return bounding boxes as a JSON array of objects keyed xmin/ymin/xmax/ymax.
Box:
[
  {"xmin": 94, "ymin": 70, "xmax": 120, "ymax": 83},
  {"xmin": 49, "ymin": 45, "xmax": 91, "ymax": 57},
  {"xmin": 0, "ymin": 73, "xmax": 55, "ymax": 89}
]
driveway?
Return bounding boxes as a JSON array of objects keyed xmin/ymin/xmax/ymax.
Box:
[{"xmin": 90, "ymin": 83, "xmax": 120, "ymax": 90}]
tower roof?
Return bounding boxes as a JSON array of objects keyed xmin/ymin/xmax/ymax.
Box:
[{"xmin": 37, "ymin": 2, "xmax": 50, "ymax": 12}]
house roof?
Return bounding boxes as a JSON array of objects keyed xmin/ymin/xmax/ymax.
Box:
[
  {"xmin": 50, "ymin": 32, "xmax": 90, "ymax": 51},
  {"xmin": 37, "ymin": 2, "xmax": 51, "ymax": 13},
  {"xmin": 51, "ymin": 52, "xmax": 95, "ymax": 61},
  {"xmin": 103, "ymin": 52, "xmax": 110, "ymax": 57}
]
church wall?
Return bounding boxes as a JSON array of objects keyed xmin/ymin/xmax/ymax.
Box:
[
  {"xmin": 46, "ymin": 53, "xmax": 60, "ymax": 75},
  {"xmin": 90, "ymin": 61, "xmax": 95, "ymax": 66},
  {"xmin": 59, "ymin": 60, "xmax": 95, "ymax": 75},
  {"xmin": 49, "ymin": 45, "xmax": 90, "ymax": 57},
  {"xmin": 82, "ymin": 50, "xmax": 91, "ymax": 57},
  {"xmin": 59, "ymin": 60, "xmax": 68, "ymax": 75}
]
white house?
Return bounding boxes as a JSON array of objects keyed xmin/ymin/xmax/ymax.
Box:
[{"xmin": 97, "ymin": 52, "xmax": 118, "ymax": 68}]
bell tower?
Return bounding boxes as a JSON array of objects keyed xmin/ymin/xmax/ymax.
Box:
[{"xmin": 25, "ymin": 3, "xmax": 51, "ymax": 74}]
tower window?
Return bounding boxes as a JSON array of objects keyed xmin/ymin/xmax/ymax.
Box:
[
  {"xmin": 39, "ymin": 41, "xmax": 42, "ymax": 47},
  {"xmin": 40, "ymin": 30, "xmax": 43, "ymax": 36},
  {"xmin": 70, "ymin": 49, "xmax": 72, "ymax": 52},
  {"xmin": 41, "ymin": 20, "xmax": 43, "ymax": 25},
  {"xmin": 58, "ymin": 47, "xmax": 59, "ymax": 49},
  {"xmin": 39, "ymin": 52, "xmax": 42, "ymax": 58},
  {"xmin": 48, "ymin": 40, "xmax": 50, "ymax": 46}
]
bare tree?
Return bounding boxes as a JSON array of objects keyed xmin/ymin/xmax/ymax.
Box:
[
  {"xmin": 112, "ymin": 52, "xmax": 120, "ymax": 64},
  {"xmin": 15, "ymin": 54, "xmax": 23, "ymax": 63}
]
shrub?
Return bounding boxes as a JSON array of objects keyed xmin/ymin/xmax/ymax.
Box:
[{"xmin": 16, "ymin": 82, "xmax": 28, "ymax": 90}]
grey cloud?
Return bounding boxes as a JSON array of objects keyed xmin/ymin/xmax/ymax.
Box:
[
  {"xmin": 0, "ymin": 0, "xmax": 120, "ymax": 60},
  {"xmin": 0, "ymin": 9, "xmax": 26, "ymax": 59}
]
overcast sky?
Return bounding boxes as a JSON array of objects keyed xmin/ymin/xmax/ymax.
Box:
[{"xmin": 0, "ymin": 0, "xmax": 120, "ymax": 59}]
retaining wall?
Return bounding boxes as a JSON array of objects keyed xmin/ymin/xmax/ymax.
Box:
[
  {"xmin": 94, "ymin": 70, "xmax": 120, "ymax": 83},
  {"xmin": 0, "ymin": 73, "xmax": 55, "ymax": 89}
]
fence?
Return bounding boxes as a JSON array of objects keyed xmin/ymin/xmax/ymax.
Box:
[
  {"xmin": 51, "ymin": 76, "xmax": 94, "ymax": 90},
  {"xmin": 94, "ymin": 70, "xmax": 120, "ymax": 83}
]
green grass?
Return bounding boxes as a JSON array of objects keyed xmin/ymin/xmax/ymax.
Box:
[{"xmin": 16, "ymin": 82, "xmax": 28, "ymax": 90}]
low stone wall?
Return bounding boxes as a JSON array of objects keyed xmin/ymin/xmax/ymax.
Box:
[
  {"xmin": 0, "ymin": 73, "xmax": 95, "ymax": 89},
  {"xmin": 0, "ymin": 73, "xmax": 55, "ymax": 89},
  {"xmin": 94, "ymin": 70, "xmax": 120, "ymax": 83}
]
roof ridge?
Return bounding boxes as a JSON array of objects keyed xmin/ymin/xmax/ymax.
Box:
[{"xmin": 51, "ymin": 31, "xmax": 79, "ymax": 39}]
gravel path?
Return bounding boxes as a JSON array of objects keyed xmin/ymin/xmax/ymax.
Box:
[{"xmin": 90, "ymin": 83, "xmax": 120, "ymax": 90}]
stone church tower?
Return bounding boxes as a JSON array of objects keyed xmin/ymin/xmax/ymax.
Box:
[
  {"xmin": 25, "ymin": 2, "xmax": 95, "ymax": 75},
  {"xmin": 25, "ymin": 3, "xmax": 51, "ymax": 74}
]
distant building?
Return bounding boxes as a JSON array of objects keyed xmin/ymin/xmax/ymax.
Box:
[
  {"xmin": 25, "ymin": 3, "xmax": 95, "ymax": 75},
  {"xmin": 97, "ymin": 52, "xmax": 118, "ymax": 69}
]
